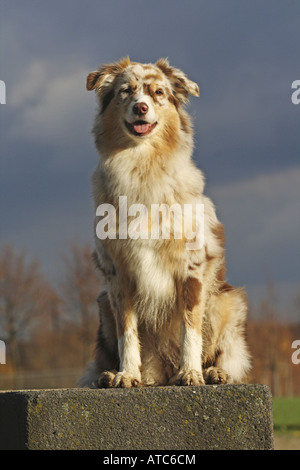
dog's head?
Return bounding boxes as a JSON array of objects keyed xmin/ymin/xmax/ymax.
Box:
[{"xmin": 87, "ymin": 58, "xmax": 199, "ymax": 149}]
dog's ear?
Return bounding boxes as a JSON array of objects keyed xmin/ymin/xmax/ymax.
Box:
[
  {"xmin": 156, "ymin": 58, "xmax": 199, "ymax": 105},
  {"xmin": 86, "ymin": 57, "xmax": 131, "ymax": 92},
  {"xmin": 86, "ymin": 70, "xmax": 104, "ymax": 91}
]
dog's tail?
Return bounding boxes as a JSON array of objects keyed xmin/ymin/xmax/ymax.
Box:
[{"xmin": 76, "ymin": 361, "xmax": 99, "ymax": 388}]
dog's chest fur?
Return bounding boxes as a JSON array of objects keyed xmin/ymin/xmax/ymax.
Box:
[{"xmin": 92, "ymin": 141, "xmax": 222, "ymax": 330}]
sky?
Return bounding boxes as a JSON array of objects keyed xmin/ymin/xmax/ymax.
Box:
[{"xmin": 0, "ymin": 0, "xmax": 299, "ymax": 320}]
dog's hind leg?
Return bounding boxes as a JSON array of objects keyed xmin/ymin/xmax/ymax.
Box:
[
  {"xmin": 77, "ymin": 289, "xmax": 117, "ymax": 388},
  {"xmin": 94, "ymin": 291, "xmax": 120, "ymax": 387}
]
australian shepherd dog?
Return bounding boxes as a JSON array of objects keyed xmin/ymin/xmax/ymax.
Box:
[{"xmin": 79, "ymin": 57, "xmax": 251, "ymax": 388}]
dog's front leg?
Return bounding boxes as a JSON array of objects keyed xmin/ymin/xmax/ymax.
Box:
[
  {"xmin": 170, "ymin": 277, "xmax": 205, "ymax": 386},
  {"xmin": 113, "ymin": 298, "xmax": 142, "ymax": 388}
]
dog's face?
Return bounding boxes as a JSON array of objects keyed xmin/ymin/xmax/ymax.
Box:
[{"xmin": 87, "ymin": 58, "xmax": 199, "ymax": 149}]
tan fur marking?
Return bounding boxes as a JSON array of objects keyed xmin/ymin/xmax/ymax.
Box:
[
  {"xmin": 216, "ymin": 258, "xmax": 226, "ymax": 283},
  {"xmin": 182, "ymin": 277, "xmax": 202, "ymax": 333},
  {"xmin": 144, "ymin": 73, "xmax": 162, "ymax": 82},
  {"xmin": 211, "ymin": 222, "xmax": 225, "ymax": 246}
]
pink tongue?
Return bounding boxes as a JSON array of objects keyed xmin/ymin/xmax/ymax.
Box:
[{"xmin": 133, "ymin": 123, "xmax": 151, "ymax": 134}]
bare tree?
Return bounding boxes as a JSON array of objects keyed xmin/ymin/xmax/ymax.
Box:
[
  {"xmin": 248, "ymin": 276, "xmax": 300, "ymax": 396},
  {"xmin": 61, "ymin": 243, "xmax": 102, "ymax": 363},
  {"xmin": 258, "ymin": 277, "xmax": 282, "ymax": 395},
  {"xmin": 0, "ymin": 244, "xmax": 50, "ymax": 370}
]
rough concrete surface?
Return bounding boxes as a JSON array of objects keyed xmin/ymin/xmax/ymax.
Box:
[{"xmin": 0, "ymin": 384, "xmax": 273, "ymax": 450}]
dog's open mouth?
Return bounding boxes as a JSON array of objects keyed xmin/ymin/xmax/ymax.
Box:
[{"xmin": 125, "ymin": 120, "xmax": 157, "ymax": 137}]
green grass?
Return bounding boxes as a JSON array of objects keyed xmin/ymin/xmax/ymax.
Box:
[{"xmin": 273, "ymin": 397, "xmax": 300, "ymax": 435}]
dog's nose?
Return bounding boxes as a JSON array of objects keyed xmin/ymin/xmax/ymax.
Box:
[{"xmin": 133, "ymin": 102, "xmax": 149, "ymax": 116}]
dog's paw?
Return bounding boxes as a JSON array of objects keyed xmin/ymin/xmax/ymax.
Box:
[
  {"xmin": 203, "ymin": 366, "xmax": 230, "ymax": 384},
  {"xmin": 113, "ymin": 371, "xmax": 142, "ymax": 388},
  {"xmin": 95, "ymin": 370, "xmax": 117, "ymax": 388},
  {"xmin": 168, "ymin": 369, "xmax": 205, "ymax": 386}
]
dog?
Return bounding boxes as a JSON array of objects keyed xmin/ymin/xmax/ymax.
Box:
[{"xmin": 78, "ymin": 57, "xmax": 251, "ymax": 388}]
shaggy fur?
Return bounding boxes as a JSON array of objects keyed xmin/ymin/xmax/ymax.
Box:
[{"xmin": 78, "ymin": 58, "xmax": 251, "ymax": 388}]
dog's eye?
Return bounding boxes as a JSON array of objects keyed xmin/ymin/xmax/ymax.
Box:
[
  {"xmin": 155, "ymin": 89, "xmax": 163, "ymax": 95},
  {"xmin": 122, "ymin": 87, "xmax": 132, "ymax": 94}
]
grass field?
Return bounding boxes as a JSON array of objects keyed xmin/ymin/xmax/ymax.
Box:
[{"xmin": 273, "ymin": 397, "xmax": 300, "ymax": 450}]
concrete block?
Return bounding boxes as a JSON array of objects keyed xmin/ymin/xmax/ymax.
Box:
[{"xmin": 0, "ymin": 384, "xmax": 273, "ymax": 450}]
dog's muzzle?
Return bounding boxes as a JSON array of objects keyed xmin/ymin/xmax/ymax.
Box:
[{"xmin": 125, "ymin": 120, "xmax": 157, "ymax": 136}]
